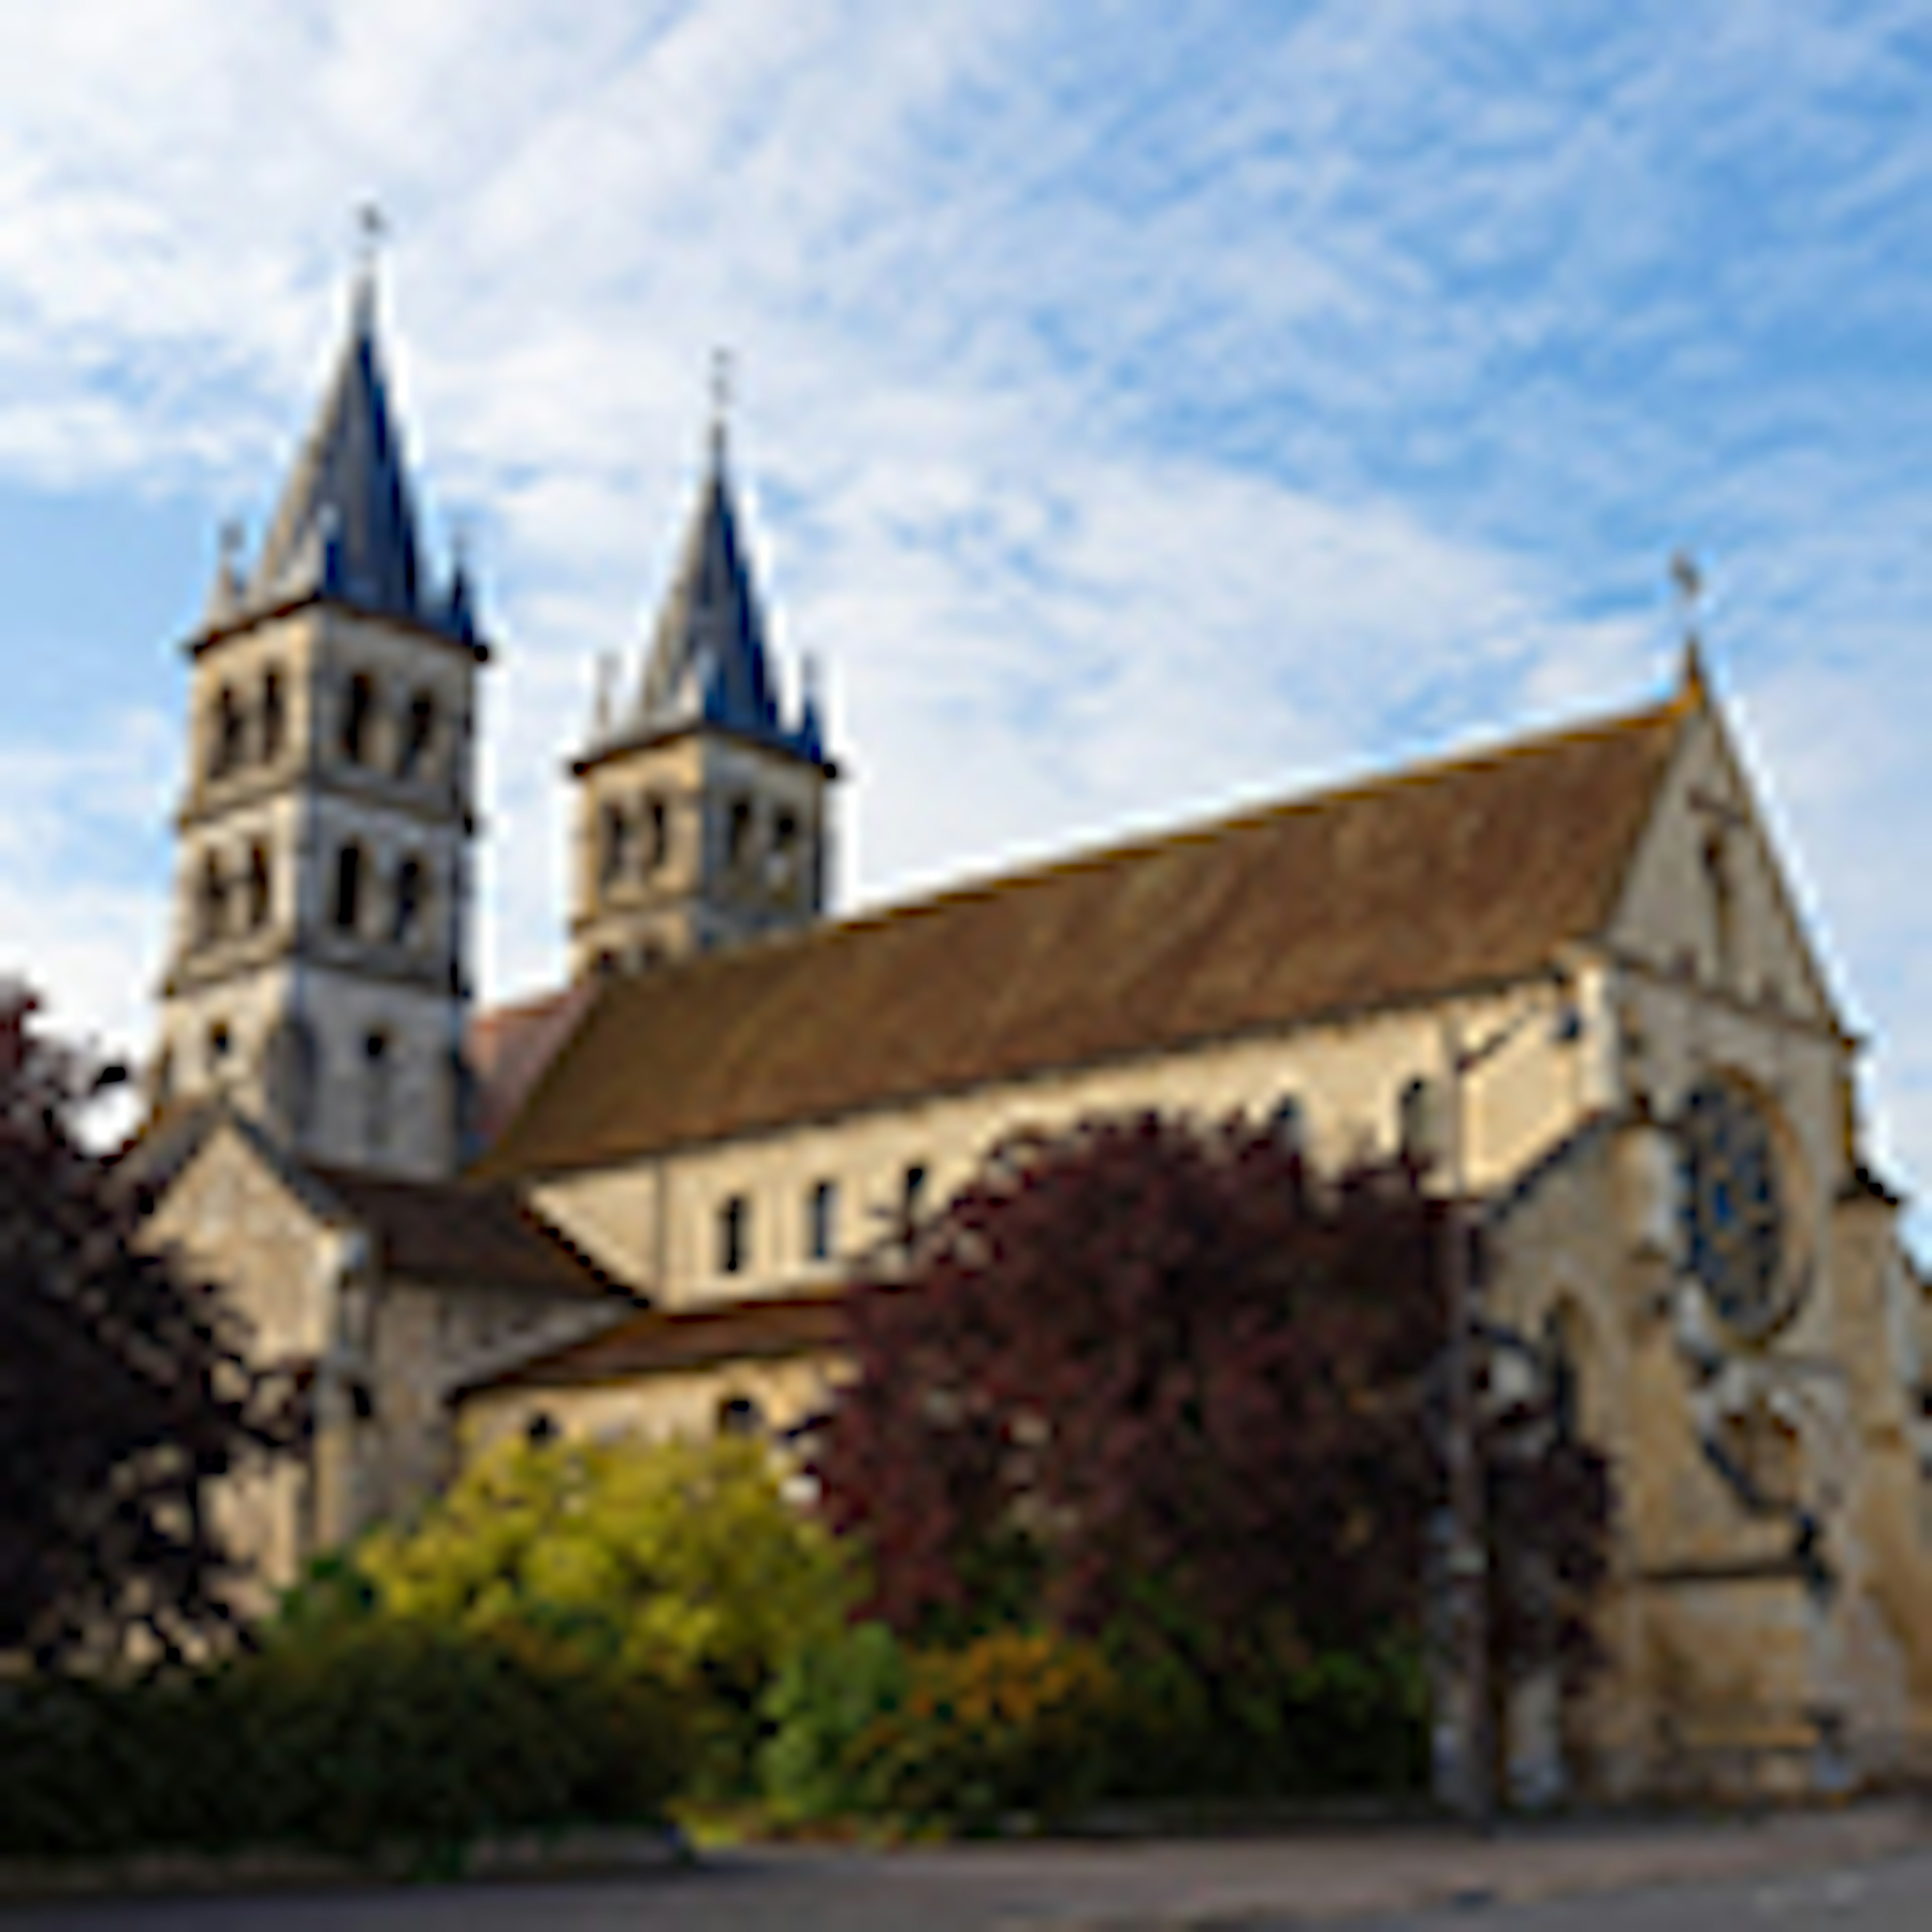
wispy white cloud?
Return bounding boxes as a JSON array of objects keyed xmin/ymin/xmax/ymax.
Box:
[{"xmin": 0, "ymin": 0, "xmax": 1928, "ymax": 1221}]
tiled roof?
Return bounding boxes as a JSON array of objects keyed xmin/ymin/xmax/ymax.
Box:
[
  {"xmin": 477, "ymin": 693, "xmax": 1688, "ymax": 1181},
  {"xmin": 307, "ymin": 1165, "xmax": 625, "ymax": 1299},
  {"xmin": 466, "ymin": 981, "xmax": 597, "ymax": 1151},
  {"xmin": 461, "ymin": 1289, "xmax": 847, "ymax": 1392}
]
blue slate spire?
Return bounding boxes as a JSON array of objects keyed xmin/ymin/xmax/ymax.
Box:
[
  {"xmin": 633, "ymin": 419, "xmax": 787, "ymax": 743},
  {"xmin": 580, "ymin": 387, "xmax": 829, "ymax": 769},
  {"xmin": 233, "ymin": 268, "xmax": 473, "ymax": 643}
]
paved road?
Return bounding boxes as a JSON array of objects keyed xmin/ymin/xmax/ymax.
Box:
[
  {"xmin": 1379, "ymin": 1848, "xmax": 1932, "ymax": 1928},
  {"xmin": 3, "ymin": 1818, "xmax": 1928, "ymax": 1929}
]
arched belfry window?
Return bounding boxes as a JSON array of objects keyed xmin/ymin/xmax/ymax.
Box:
[
  {"xmin": 398, "ymin": 689, "xmax": 436, "ymax": 780},
  {"xmin": 246, "ymin": 843, "xmax": 273, "ymax": 930},
  {"xmin": 260, "ymin": 669, "xmax": 286, "ymax": 764},
  {"xmin": 196, "ymin": 851, "xmax": 229, "ymax": 947},
  {"xmin": 391, "ymin": 856, "xmax": 427, "ymax": 945},
  {"xmin": 726, "ymin": 795, "xmax": 755, "ymax": 870},
  {"xmin": 769, "ymin": 808, "xmax": 800, "ymax": 890},
  {"xmin": 210, "ymin": 685, "xmax": 245, "ymax": 780},
  {"xmin": 333, "ymin": 843, "xmax": 366, "ymax": 933},
  {"xmin": 341, "ymin": 672, "xmax": 377, "ymax": 767},
  {"xmin": 599, "ymin": 801, "xmax": 633, "ymax": 890}
]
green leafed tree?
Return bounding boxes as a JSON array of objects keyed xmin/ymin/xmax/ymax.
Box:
[{"xmin": 355, "ymin": 1431, "xmax": 858, "ymax": 1714}]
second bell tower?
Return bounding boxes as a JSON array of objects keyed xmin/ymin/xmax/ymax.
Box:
[{"xmin": 568, "ymin": 402, "xmax": 837, "ymax": 979}]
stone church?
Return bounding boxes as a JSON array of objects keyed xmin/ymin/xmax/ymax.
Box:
[{"xmin": 133, "ymin": 276, "xmax": 1932, "ymax": 1801}]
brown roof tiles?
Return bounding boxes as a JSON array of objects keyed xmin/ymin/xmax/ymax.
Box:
[
  {"xmin": 308, "ymin": 1165, "xmax": 624, "ymax": 1299},
  {"xmin": 462, "ymin": 1289, "xmax": 848, "ymax": 1391},
  {"xmin": 476, "ymin": 697, "xmax": 1686, "ymax": 1181}
]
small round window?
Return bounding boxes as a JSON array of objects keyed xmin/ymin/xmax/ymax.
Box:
[{"xmin": 1679, "ymin": 1078, "xmax": 1789, "ymax": 1336}]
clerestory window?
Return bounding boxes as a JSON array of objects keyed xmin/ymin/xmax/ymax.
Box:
[
  {"xmin": 806, "ymin": 1178, "xmax": 838, "ymax": 1263},
  {"xmin": 718, "ymin": 1194, "xmax": 750, "ymax": 1276}
]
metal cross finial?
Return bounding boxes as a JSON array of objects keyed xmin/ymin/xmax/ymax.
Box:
[
  {"xmin": 350, "ymin": 203, "xmax": 387, "ymax": 330},
  {"xmin": 357, "ymin": 201, "xmax": 387, "ymax": 271},
  {"xmin": 708, "ymin": 347, "xmax": 735, "ymax": 461},
  {"xmin": 1670, "ymin": 550, "xmax": 1703, "ymax": 641}
]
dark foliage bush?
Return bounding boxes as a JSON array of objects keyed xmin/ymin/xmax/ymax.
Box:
[{"xmin": 0, "ymin": 1622, "xmax": 693, "ymax": 1863}]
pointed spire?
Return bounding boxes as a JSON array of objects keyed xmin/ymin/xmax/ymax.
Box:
[
  {"xmin": 630, "ymin": 363, "xmax": 785, "ymax": 745},
  {"xmin": 796, "ymin": 652, "xmax": 828, "ymax": 765},
  {"xmin": 203, "ymin": 519, "xmax": 246, "ymax": 630},
  {"xmin": 592, "ymin": 652, "xmax": 618, "ymax": 738},
  {"xmin": 224, "ymin": 212, "xmax": 476, "ymax": 648},
  {"xmin": 442, "ymin": 517, "xmax": 478, "ymax": 643}
]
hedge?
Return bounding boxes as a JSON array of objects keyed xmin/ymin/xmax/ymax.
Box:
[{"xmin": 0, "ymin": 1621, "xmax": 692, "ymax": 1863}]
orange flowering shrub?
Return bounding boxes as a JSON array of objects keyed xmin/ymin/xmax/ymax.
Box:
[{"xmin": 843, "ymin": 1628, "xmax": 1117, "ymax": 1827}]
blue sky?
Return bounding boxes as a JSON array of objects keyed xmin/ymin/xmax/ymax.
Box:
[{"xmin": 1, "ymin": 0, "xmax": 1929, "ymax": 1203}]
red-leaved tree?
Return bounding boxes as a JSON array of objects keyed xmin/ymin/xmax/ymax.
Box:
[
  {"xmin": 0, "ymin": 983, "xmax": 292, "ymax": 1669},
  {"xmin": 812, "ymin": 1111, "xmax": 1608, "ymax": 1715}
]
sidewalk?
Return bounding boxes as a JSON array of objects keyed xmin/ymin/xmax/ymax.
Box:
[{"xmin": 959, "ymin": 1799, "xmax": 1932, "ymax": 1925}]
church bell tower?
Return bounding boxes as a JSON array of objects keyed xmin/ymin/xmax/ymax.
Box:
[
  {"xmin": 567, "ymin": 391, "xmax": 837, "ymax": 979},
  {"xmin": 152, "ymin": 265, "xmax": 485, "ymax": 1179}
]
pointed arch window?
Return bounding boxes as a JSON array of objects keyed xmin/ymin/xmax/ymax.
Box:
[{"xmin": 333, "ymin": 843, "xmax": 366, "ymax": 933}]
